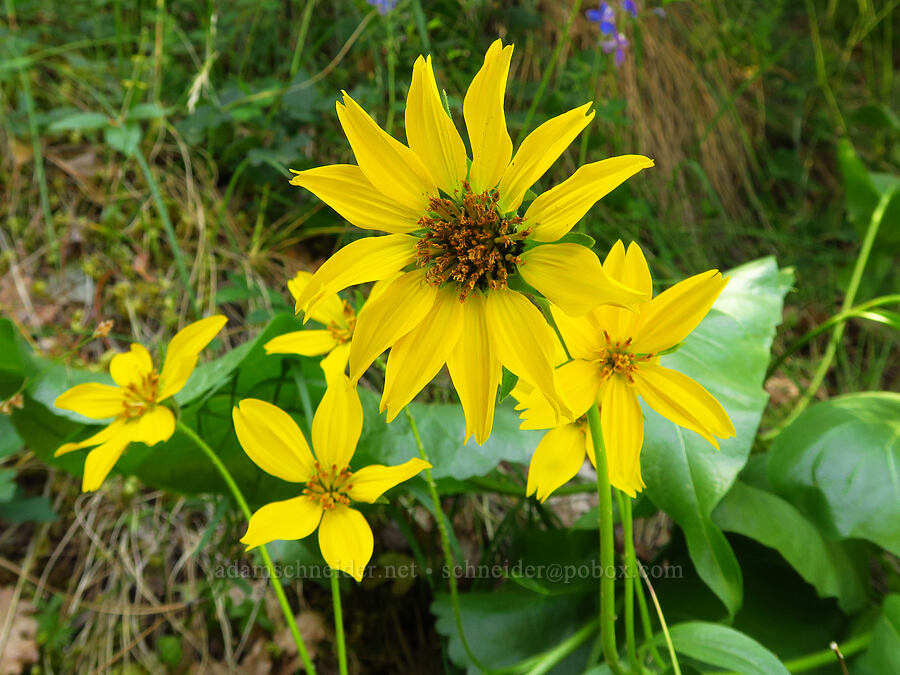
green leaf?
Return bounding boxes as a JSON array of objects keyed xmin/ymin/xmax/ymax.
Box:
[
  {"xmin": 0, "ymin": 417, "xmax": 24, "ymax": 458},
  {"xmin": 498, "ymin": 367, "xmax": 518, "ymax": 403},
  {"xmin": 47, "ymin": 111, "xmax": 109, "ymax": 132},
  {"xmin": 0, "ymin": 469, "xmax": 16, "ymax": 501},
  {"xmin": 641, "ymin": 257, "xmax": 792, "ymax": 617},
  {"xmin": 0, "ymin": 492, "xmax": 57, "ymax": 523},
  {"xmin": 666, "ymin": 622, "xmax": 789, "ymax": 675},
  {"xmin": 126, "ymin": 103, "xmax": 169, "ymax": 120},
  {"xmin": 713, "ymin": 481, "xmax": 868, "ymax": 611},
  {"xmin": 104, "ymin": 123, "xmax": 142, "ymax": 157},
  {"xmin": 857, "ymin": 595, "xmax": 900, "ymax": 675},
  {"xmin": 768, "ymin": 392, "xmax": 900, "ymax": 555},
  {"xmin": 0, "ymin": 318, "xmax": 25, "ymax": 398}
]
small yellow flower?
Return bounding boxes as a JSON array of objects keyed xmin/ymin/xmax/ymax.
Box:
[
  {"xmin": 514, "ymin": 241, "xmax": 736, "ymax": 499},
  {"xmin": 233, "ymin": 375, "xmax": 430, "ymax": 582},
  {"xmin": 54, "ymin": 316, "xmax": 227, "ymax": 492},
  {"xmin": 288, "ymin": 39, "xmax": 654, "ymax": 443}
]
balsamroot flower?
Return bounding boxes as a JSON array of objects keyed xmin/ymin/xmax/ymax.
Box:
[
  {"xmin": 514, "ymin": 241, "xmax": 736, "ymax": 498},
  {"xmin": 289, "ymin": 39, "xmax": 653, "ymax": 443},
  {"xmin": 233, "ymin": 376, "xmax": 430, "ymax": 581},
  {"xmin": 54, "ymin": 316, "xmax": 227, "ymax": 491}
]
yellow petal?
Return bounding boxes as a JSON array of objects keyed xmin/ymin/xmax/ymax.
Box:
[
  {"xmin": 406, "ymin": 55, "xmax": 468, "ymax": 194},
  {"xmin": 511, "ymin": 378, "xmax": 559, "ymax": 431},
  {"xmin": 110, "ymin": 343, "xmax": 154, "ymax": 388},
  {"xmin": 289, "ymin": 164, "xmax": 423, "ymax": 233},
  {"xmin": 464, "ymin": 39, "xmax": 514, "ymax": 192},
  {"xmin": 381, "ymin": 288, "xmax": 465, "ymax": 422},
  {"xmin": 498, "ymin": 103, "xmax": 594, "ymax": 213},
  {"xmin": 526, "ymin": 423, "xmax": 588, "ymax": 502},
  {"xmin": 321, "ymin": 341, "xmax": 351, "ymax": 383},
  {"xmin": 368, "ymin": 271, "xmax": 404, "ymax": 304},
  {"xmin": 349, "ymin": 270, "xmax": 438, "ymax": 382},
  {"xmin": 318, "ymin": 504, "xmax": 374, "ymax": 582},
  {"xmin": 633, "ymin": 363, "xmax": 735, "ymax": 447},
  {"xmin": 55, "ymin": 419, "xmax": 128, "ymax": 456},
  {"xmin": 600, "ymin": 376, "xmax": 645, "ymax": 497},
  {"xmin": 295, "ymin": 234, "xmax": 417, "ymax": 320},
  {"xmin": 592, "ymin": 240, "xmax": 651, "ymax": 339},
  {"xmin": 484, "ymin": 288, "xmax": 569, "ymax": 419},
  {"xmin": 130, "ymin": 406, "xmax": 175, "ymax": 446},
  {"xmin": 81, "ymin": 427, "xmax": 133, "ymax": 492},
  {"xmin": 241, "ymin": 496, "xmax": 324, "ymax": 550},
  {"xmin": 158, "ymin": 315, "xmax": 228, "ymax": 400},
  {"xmin": 548, "ymin": 303, "xmax": 601, "ymax": 360},
  {"xmin": 287, "ymin": 271, "xmax": 346, "ymax": 326},
  {"xmin": 525, "ymin": 155, "xmax": 655, "ymax": 242},
  {"xmin": 519, "ymin": 243, "xmax": 647, "ymax": 315},
  {"xmin": 264, "ymin": 330, "xmax": 339, "ymax": 357},
  {"xmin": 54, "ymin": 383, "xmax": 125, "ymax": 420},
  {"xmin": 631, "ymin": 271, "xmax": 728, "ymax": 354},
  {"xmin": 232, "ymin": 399, "xmax": 316, "ymax": 483},
  {"xmin": 446, "ymin": 293, "xmax": 501, "ymax": 444},
  {"xmin": 556, "ymin": 359, "xmax": 602, "ymax": 419},
  {"xmin": 311, "ymin": 375, "xmax": 363, "ymax": 470},
  {"xmin": 336, "ymin": 93, "xmax": 437, "ymax": 212},
  {"xmin": 347, "ymin": 458, "xmax": 431, "ymax": 503}
]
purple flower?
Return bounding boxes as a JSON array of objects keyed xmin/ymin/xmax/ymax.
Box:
[
  {"xmin": 622, "ymin": 0, "xmax": 638, "ymax": 16},
  {"xmin": 367, "ymin": 0, "xmax": 398, "ymax": 14},
  {"xmin": 601, "ymin": 32, "xmax": 629, "ymax": 67},
  {"xmin": 586, "ymin": 2, "xmax": 616, "ymax": 35}
]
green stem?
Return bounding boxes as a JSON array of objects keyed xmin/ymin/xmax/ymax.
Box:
[
  {"xmin": 578, "ymin": 44, "xmax": 605, "ymax": 167},
  {"xmin": 708, "ymin": 633, "xmax": 871, "ymax": 674},
  {"xmin": 586, "ymin": 406, "xmax": 624, "ymax": 674},
  {"xmin": 633, "ymin": 562, "xmax": 665, "ymax": 670},
  {"xmin": 384, "ymin": 13, "xmax": 397, "ymax": 134},
  {"xmin": 616, "ymin": 492, "xmax": 640, "ymax": 673},
  {"xmin": 331, "ymin": 568, "xmax": 348, "ymax": 675},
  {"xmin": 637, "ymin": 562, "xmax": 680, "ymax": 675},
  {"xmin": 515, "ymin": 0, "xmax": 584, "ymax": 146},
  {"xmin": 175, "ymin": 421, "xmax": 317, "ymax": 674},
  {"xmin": 523, "ymin": 619, "xmax": 600, "ymax": 675},
  {"xmin": 404, "ymin": 408, "xmax": 488, "ymax": 672},
  {"xmin": 289, "ymin": 0, "xmax": 317, "ymax": 78}
]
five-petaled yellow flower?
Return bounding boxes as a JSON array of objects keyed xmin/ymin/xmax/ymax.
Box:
[
  {"xmin": 233, "ymin": 375, "xmax": 430, "ymax": 581},
  {"xmin": 289, "ymin": 39, "xmax": 654, "ymax": 444},
  {"xmin": 54, "ymin": 316, "xmax": 227, "ymax": 492},
  {"xmin": 514, "ymin": 241, "xmax": 736, "ymax": 498}
]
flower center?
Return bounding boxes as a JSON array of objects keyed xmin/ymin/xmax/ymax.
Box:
[
  {"xmin": 302, "ymin": 462, "xmax": 354, "ymax": 510},
  {"xmin": 595, "ymin": 332, "xmax": 654, "ymax": 384},
  {"xmin": 415, "ymin": 181, "xmax": 530, "ymax": 301},
  {"xmin": 121, "ymin": 370, "xmax": 160, "ymax": 418},
  {"xmin": 327, "ymin": 301, "xmax": 356, "ymax": 343}
]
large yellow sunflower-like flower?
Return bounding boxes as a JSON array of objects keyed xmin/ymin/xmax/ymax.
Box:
[
  {"xmin": 54, "ymin": 316, "xmax": 227, "ymax": 492},
  {"xmin": 288, "ymin": 39, "xmax": 654, "ymax": 444},
  {"xmin": 233, "ymin": 375, "xmax": 430, "ymax": 581},
  {"xmin": 514, "ymin": 241, "xmax": 736, "ymax": 498}
]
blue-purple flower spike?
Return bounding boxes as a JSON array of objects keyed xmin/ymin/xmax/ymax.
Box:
[
  {"xmin": 622, "ymin": 0, "xmax": 638, "ymax": 17},
  {"xmin": 586, "ymin": 2, "xmax": 616, "ymax": 35},
  {"xmin": 366, "ymin": 0, "xmax": 398, "ymax": 15}
]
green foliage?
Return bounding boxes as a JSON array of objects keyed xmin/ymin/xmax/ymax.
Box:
[{"xmin": 665, "ymin": 622, "xmax": 789, "ymax": 675}]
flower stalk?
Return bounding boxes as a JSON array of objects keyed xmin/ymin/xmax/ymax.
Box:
[{"xmin": 331, "ymin": 568, "xmax": 348, "ymax": 675}]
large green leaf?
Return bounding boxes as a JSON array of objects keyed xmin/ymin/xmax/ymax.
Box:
[
  {"xmin": 0, "ymin": 318, "xmax": 25, "ymax": 398},
  {"xmin": 666, "ymin": 622, "xmax": 789, "ymax": 675},
  {"xmin": 856, "ymin": 595, "xmax": 900, "ymax": 675},
  {"xmin": 641, "ymin": 257, "xmax": 792, "ymax": 616},
  {"xmin": 713, "ymin": 481, "xmax": 868, "ymax": 612},
  {"xmin": 768, "ymin": 392, "xmax": 900, "ymax": 556}
]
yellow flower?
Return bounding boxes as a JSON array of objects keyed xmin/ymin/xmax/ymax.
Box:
[
  {"xmin": 233, "ymin": 375, "xmax": 430, "ymax": 581},
  {"xmin": 288, "ymin": 39, "xmax": 654, "ymax": 443},
  {"xmin": 54, "ymin": 316, "xmax": 228, "ymax": 492},
  {"xmin": 514, "ymin": 241, "xmax": 736, "ymax": 499}
]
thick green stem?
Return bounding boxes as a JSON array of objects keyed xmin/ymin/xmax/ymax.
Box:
[
  {"xmin": 331, "ymin": 569, "xmax": 348, "ymax": 675},
  {"xmin": 586, "ymin": 406, "xmax": 624, "ymax": 674},
  {"xmin": 616, "ymin": 492, "xmax": 641, "ymax": 673},
  {"xmin": 176, "ymin": 421, "xmax": 317, "ymax": 674}
]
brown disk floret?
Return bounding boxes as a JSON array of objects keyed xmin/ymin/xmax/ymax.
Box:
[{"xmin": 416, "ymin": 182, "xmax": 529, "ymax": 301}]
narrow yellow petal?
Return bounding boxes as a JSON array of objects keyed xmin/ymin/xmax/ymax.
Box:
[
  {"xmin": 525, "ymin": 155, "xmax": 655, "ymax": 242},
  {"xmin": 109, "ymin": 343, "xmax": 154, "ymax": 388},
  {"xmin": 600, "ymin": 376, "xmax": 645, "ymax": 497},
  {"xmin": 498, "ymin": 103, "xmax": 594, "ymax": 213},
  {"xmin": 511, "ymin": 378, "xmax": 559, "ymax": 431},
  {"xmin": 633, "ymin": 364, "xmax": 735, "ymax": 447},
  {"xmin": 381, "ymin": 289, "xmax": 465, "ymax": 422},
  {"xmin": 464, "ymin": 39, "xmax": 514, "ymax": 192},
  {"xmin": 526, "ymin": 423, "xmax": 588, "ymax": 502},
  {"xmin": 311, "ymin": 375, "xmax": 362, "ymax": 470},
  {"xmin": 446, "ymin": 293, "xmax": 501, "ymax": 444},
  {"xmin": 406, "ymin": 55, "xmax": 468, "ymax": 194},
  {"xmin": 347, "ymin": 458, "xmax": 431, "ymax": 503},
  {"xmin": 264, "ymin": 330, "xmax": 339, "ymax": 357},
  {"xmin": 158, "ymin": 315, "xmax": 228, "ymax": 400},
  {"xmin": 289, "ymin": 164, "xmax": 423, "ymax": 233},
  {"xmin": 349, "ymin": 270, "xmax": 438, "ymax": 382},
  {"xmin": 81, "ymin": 428, "xmax": 133, "ymax": 492},
  {"xmin": 54, "ymin": 383, "xmax": 125, "ymax": 420},
  {"xmin": 295, "ymin": 234, "xmax": 417, "ymax": 320},
  {"xmin": 631, "ymin": 271, "xmax": 728, "ymax": 354},
  {"xmin": 233, "ymin": 399, "xmax": 316, "ymax": 483},
  {"xmin": 318, "ymin": 504, "xmax": 374, "ymax": 582},
  {"xmin": 592, "ymin": 240, "xmax": 651, "ymax": 339},
  {"xmin": 287, "ymin": 271, "xmax": 346, "ymax": 326},
  {"xmin": 241, "ymin": 496, "xmax": 324, "ymax": 550},
  {"xmin": 484, "ymin": 288, "xmax": 569, "ymax": 419},
  {"xmin": 130, "ymin": 406, "xmax": 175, "ymax": 446},
  {"xmin": 548, "ymin": 303, "xmax": 602, "ymax": 360},
  {"xmin": 519, "ymin": 243, "xmax": 646, "ymax": 316},
  {"xmin": 622, "ymin": 241, "xmax": 653, "ymax": 297},
  {"xmin": 556, "ymin": 359, "xmax": 603, "ymax": 419},
  {"xmin": 321, "ymin": 341, "xmax": 351, "ymax": 383},
  {"xmin": 368, "ymin": 271, "xmax": 404, "ymax": 304},
  {"xmin": 55, "ymin": 419, "xmax": 127, "ymax": 456},
  {"xmin": 336, "ymin": 93, "xmax": 437, "ymax": 211}
]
